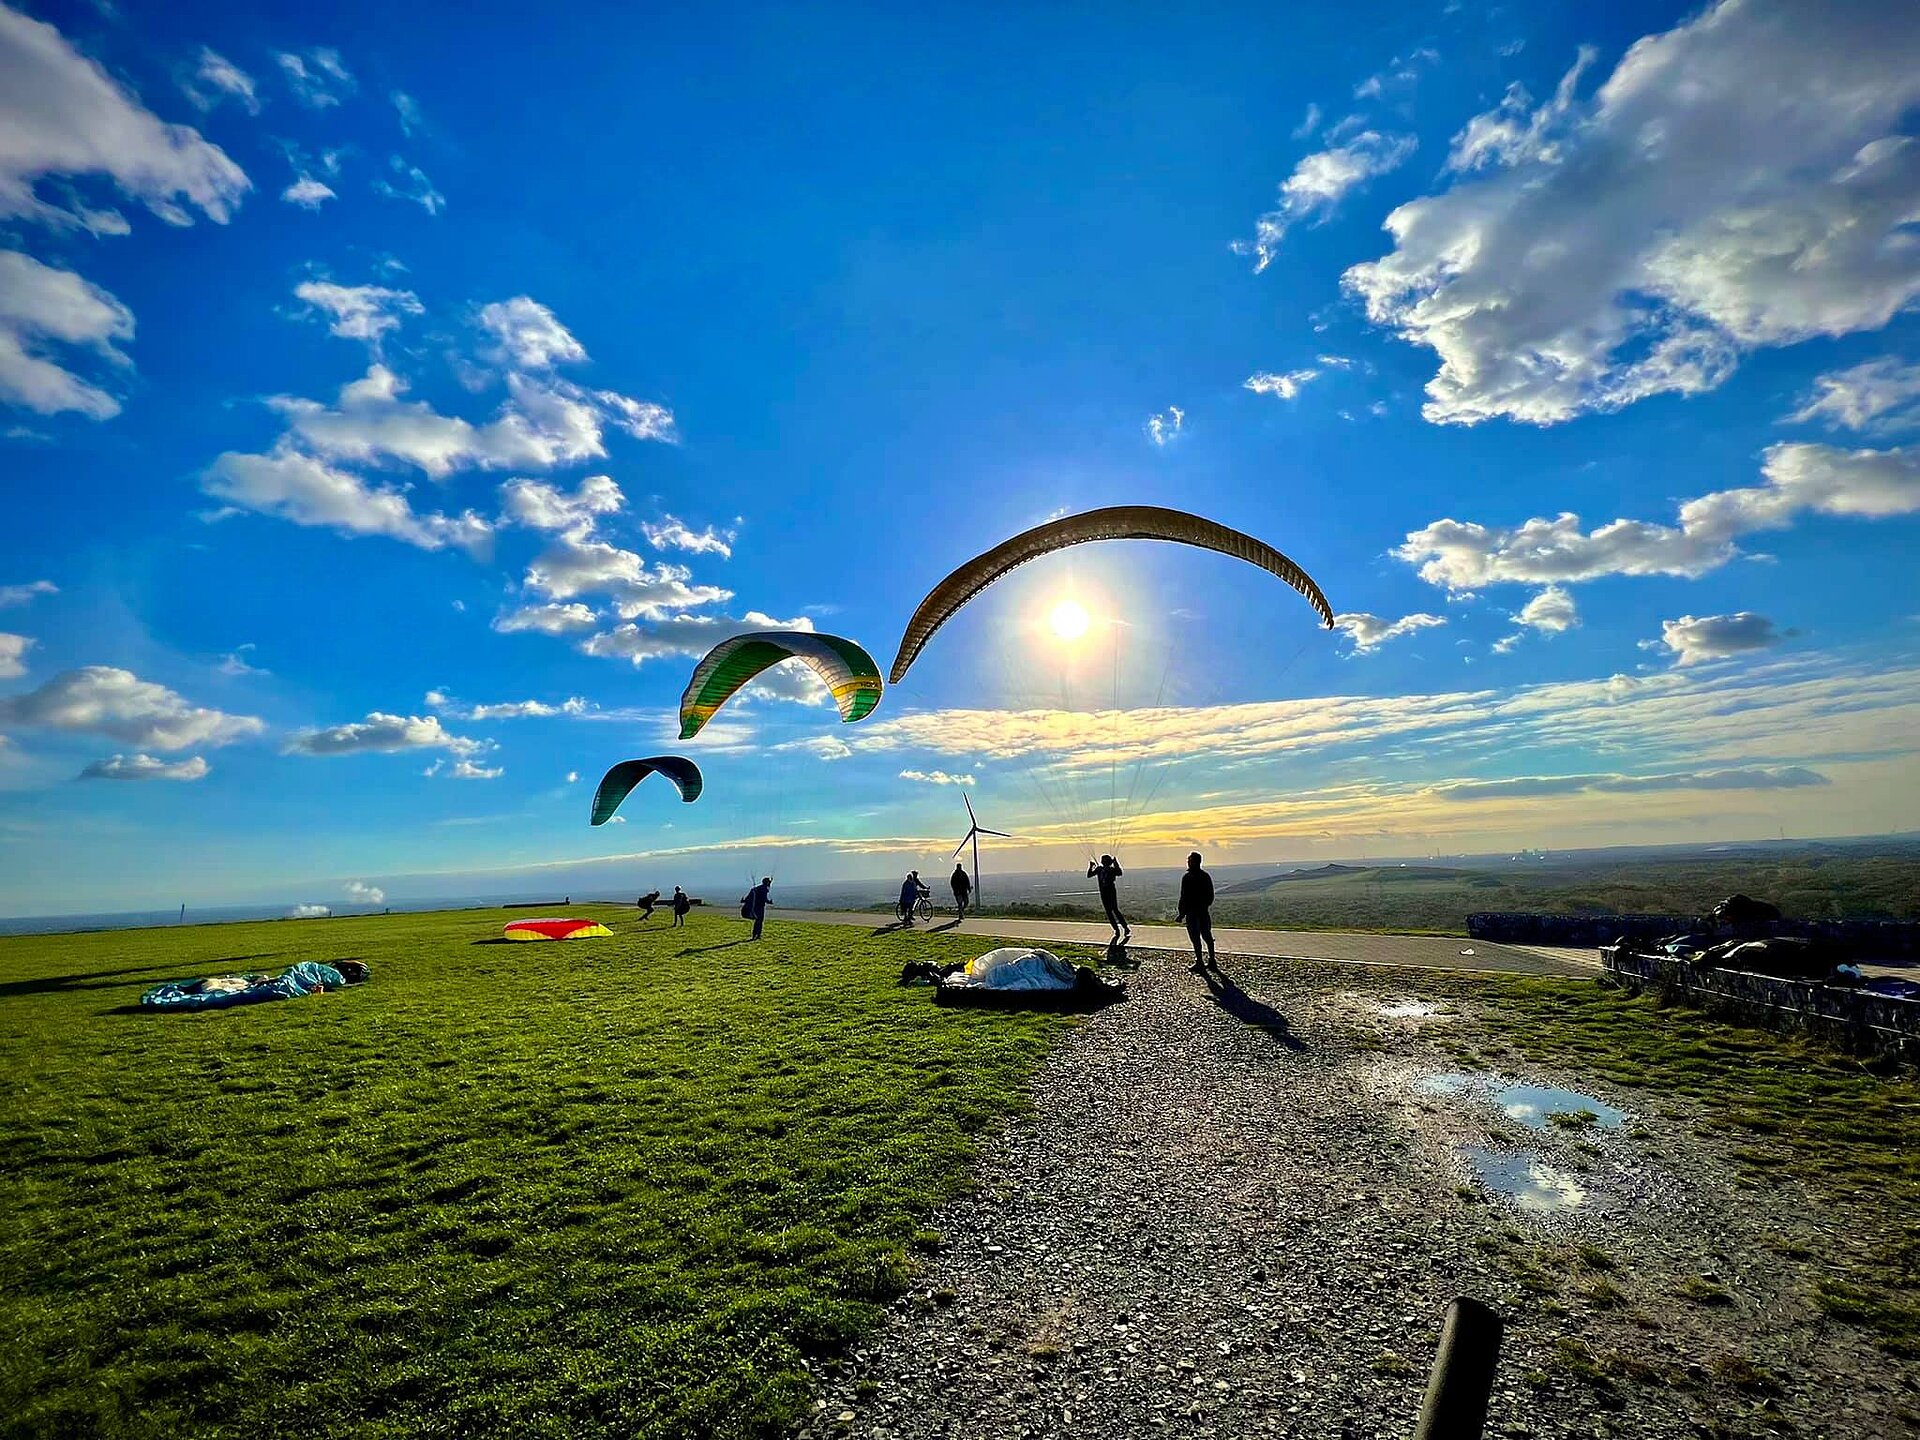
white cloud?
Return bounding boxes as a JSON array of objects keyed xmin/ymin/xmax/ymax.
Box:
[
  {"xmin": 1398, "ymin": 442, "xmax": 1920, "ymax": 592},
  {"xmin": 0, "ymin": 579, "xmax": 55, "ymax": 607},
  {"xmin": 1145, "ymin": 405, "xmax": 1184, "ymax": 446},
  {"xmin": 478, "ymin": 296, "xmax": 586, "ymax": 370},
  {"xmin": 1332, "ymin": 611, "xmax": 1445, "ymax": 653},
  {"xmin": 294, "ymin": 281, "xmax": 423, "ymax": 347},
  {"xmin": 0, "ymin": 630, "xmax": 30, "ymax": 678},
  {"xmin": 524, "ymin": 532, "xmax": 729, "ymax": 619},
  {"xmin": 900, "ymin": 768, "xmax": 975, "ymax": 787},
  {"xmin": 374, "ymin": 156, "xmax": 443, "ymax": 215},
  {"xmin": 430, "ymin": 693, "xmax": 586, "ymax": 720},
  {"xmin": 1431, "ymin": 765, "xmax": 1825, "ymax": 801},
  {"xmin": 280, "ymin": 176, "xmax": 335, "ymax": 209},
  {"xmin": 641, "ymin": 516, "xmax": 735, "ymax": 558},
  {"xmin": 276, "ymin": 49, "xmax": 353, "ymax": 109},
  {"xmin": 79, "ymin": 752, "xmax": 209, "ymax": 781},
  {"xmin": 202, "ymin": 445, "xmax": 494, "ymax": 555},
  {"xmin": 773, "ymin": 735, "xmax": 852, "ymax": 761},
  {"xmin": 427, "ymin": 757, "xmax": 503, "ymax": 780},
  {"xmin": 1238, "ymin": 131, "xmax": 1417, "ymax": 271},
  {"xmin": 492, "ymin": 601, "xmax": 599, "ymax": 635},
  {"xmin": 344, "ymin": 879, "xmax": 384, "ymax": 904},
  {"xmin": 1345, "ymin": 0, "xmax": 1920, "ymax": 425},
  {"xmin": 580, "ymin": 610, "xmax": 810, "ymax": 667},
  {"xmin": 565, "ymin": 770, "xmax": 579, "ymax": 783},
  {"xmin": 1790, "ymin": 358, "xmax": 1920, "ymax": 437},
  {"xmin": 288, "ymin": 903, "xmax": 330, "ymax": 919},
  {"xmin": 1244, "ymin": 369, "xmax": 1320, "ymax": 401},
  {"xmin": 1655, "ymin": 612, "xmax": 1784, "ymax": 666},
  {"xmin": 217, "ymin": 644, "xmax": 264, "ymax": 676},
  {"xmin": 0, "ymin": 5, "xmax": 249, "ymax": 230},
  {"xmin": 0, "ymin": 250, "xmax": 134, "ymax": 419},
  {"xmin": 286, "ymin": 711, "xmax": 484, "ymax": 757},
  {"xmin": 0, "ymin": 666, "xmax": 263, "ymax": 749},
  {"xmin": 855, "ymin": 657, "xmax": 1920, "ymax": 784},
  {"xmin": 183, "ymin": 48, "xmax": 258, "ymax": 114},
  {"xmin": 1291, "ymin": 103, "xmax": 1322, "ymax": 140},
  {"xmin": 1514, "ymin": 586, "xmax": 1578, "ymax": 634},
  {"xmin": 391, "ymin": 90, "xmax": 422, "ymax": 137},
  {"xmin": 499, "ymin": 474, "xmax": 623, "ymax": 532},
  {"xmin": 271, "ymin": 365, "xmax": 669, "ymax": 478}
]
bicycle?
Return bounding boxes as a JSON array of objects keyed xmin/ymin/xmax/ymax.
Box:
[{"xmin": 895, "ymin": 893, "xmax": 934, "ymax": 924}]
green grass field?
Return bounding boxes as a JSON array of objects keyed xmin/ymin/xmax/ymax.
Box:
[{"xmin": 0, "ymin": 907, "xmax": 1083, "ymax": 1439}]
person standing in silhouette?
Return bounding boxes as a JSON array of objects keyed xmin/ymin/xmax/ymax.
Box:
[
  {"xmin": 950, "ymin": 863, "xmax": 973, "ymax": 919},
  {"xmin": 745, "ymin": 876, "xmax": 772, "ymax": 940},
  {"xmin": 1088, "ymin": 854, "xmax": 1129, "ymax": 942},
  {"xmin": 1176, "ymin": 850, "xmax": 1215, "ymax": 971},
  {"xmin": 671, "ymin": 886, "xmax": 690, "ymax": 927}
]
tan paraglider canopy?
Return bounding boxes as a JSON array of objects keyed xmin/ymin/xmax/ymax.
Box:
[{"xmin": 888, "ymin": 504, "xmax": 1334, "ymax": 683}]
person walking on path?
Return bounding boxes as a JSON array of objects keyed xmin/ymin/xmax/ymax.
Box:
[
  {"xmin": 898, "ymin": 870, "xmax": 930, "ymax": 927},
  {"xmin": 636, "ymin": 889, "xmax": 660, "ymax": 920},
  {"xmin": 950, "ymin": 863, "xmax": 973, "ymax": 919},
  {"xmin": 1176, "ymin": 851, "xmax": 1215, "ymax": 971},
  {"xmin": 744, "ymin": 876, "xmax": 772, "ymax": 941},
  {"xmin": 671, "ymin": 886, "xmax": 690, "ymax": 927},
  {"xmin": 1087, "ymin": 855, "xmax": 1129, "ymax": 942}
]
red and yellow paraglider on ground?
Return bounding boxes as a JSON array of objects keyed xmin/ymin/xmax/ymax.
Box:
[{"xmin": 502, "ymin": 917, "xmax": 613, "ymax": 942}]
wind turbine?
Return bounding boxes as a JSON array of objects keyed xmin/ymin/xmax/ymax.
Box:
[{"xmin": 954, "ymin": 793, "xmax": 1009, "ymax": 901}]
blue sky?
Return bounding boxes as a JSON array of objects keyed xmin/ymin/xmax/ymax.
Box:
[{"xmin": 2, "ymin": 0, "xmax": 1917, "ymax": 916}]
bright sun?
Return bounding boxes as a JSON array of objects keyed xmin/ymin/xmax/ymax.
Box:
[{"xmin": 1049, "ymin": 599, "xmax": 1090, "ymax": 641}]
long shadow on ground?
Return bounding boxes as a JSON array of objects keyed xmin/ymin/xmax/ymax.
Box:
[
  {"xmin": 1, "ymin": 962, "xmax": 269, "ymax": 999},
  {"xmin": 1199, "ymin": 964, "xmax": 1308, "ymax": 1050}
]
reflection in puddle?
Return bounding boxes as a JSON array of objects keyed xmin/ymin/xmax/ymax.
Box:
[
  {"xmin": 1418, "ymin": 1073, "xmax": 1626, "ymax": 1131},
  {"xmin": 1464, "ymin": 1147, "xmax": 1590, "ymax": 1211}
]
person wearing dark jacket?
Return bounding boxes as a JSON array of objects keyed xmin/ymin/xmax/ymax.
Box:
[
  {"xmin": 671, "ymin": 886, "xmax": 690, "ymax": 927},
  {"xmin": 637, "ymin": 889, "xmax": 661, "ymax": 920},
  {"xmin": 744, "ymin": 877, "xmax": 772, "ymax": 940},
  {"xmin": 898, "ymin": 870, "xmax": 930, "ymax": 926},
  {"xmin": 1176, "ymin": 851, "xmax": 1215, "ymax": 970},
  {"xmin": 950, "ymin": 863, "xmax": 973, "ymax": 919},
  {"xmin": 1088, "ymin": 855, "xmax": 1129, "ymax": 941}
]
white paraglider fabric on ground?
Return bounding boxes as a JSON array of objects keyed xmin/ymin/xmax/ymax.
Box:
[{"xmin": 940, "ymin": 947, "xmax": 1082, "ymax": 991}]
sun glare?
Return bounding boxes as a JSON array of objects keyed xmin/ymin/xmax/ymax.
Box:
[{"xmin": 1049, "ymin": 598, "xmax": 1091, "ymax": 641}]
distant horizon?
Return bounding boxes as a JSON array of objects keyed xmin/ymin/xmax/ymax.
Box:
[{"xmin": 6, "ymin": 829, "xmax": 1912, "ymax": 934}]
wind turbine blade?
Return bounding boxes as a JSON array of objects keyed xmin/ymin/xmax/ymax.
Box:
[
  {"xmin": 978, "ymin": 827, "xmax": 1011, "ymax": 838},
  {"xmin": 952, "ymin": 836, "xmax": 972, "ymax": 859},
  {"xmin": 963, "ymin": 793, "xmax": 978, "ymax": 824}
]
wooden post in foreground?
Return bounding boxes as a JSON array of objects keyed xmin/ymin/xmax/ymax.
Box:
[{"xmin": 1412, "ymin": 1298, "xmax": 1504, "ymax": 1440}]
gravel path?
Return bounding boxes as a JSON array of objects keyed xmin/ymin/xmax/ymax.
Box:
[{"xmin": 798, "ymin": 949, "xmax": 1916, "ymax": 1440}]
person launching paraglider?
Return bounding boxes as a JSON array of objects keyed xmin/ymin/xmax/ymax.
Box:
[
  {"xmin": 898, "ymin": 870, "xmax": 930, "ymax": 927},
  {"xmin": 1176, "ymin": 851, "xmax": 1216, "ymax": 972},
  {"xmin": 1088, "ymin": 855, "xmax": 1129, "ymax": 942},
  {"xmin": 743, "ymin": 877, "xmax": 772, "ymax": 940},
  {"xmin": 636, "ymin": 889, "xmax": 661, "ymax": 919},
  {"xmin": 950, "ymin": 863, "xmax": 973, "ymax": 919},
  {"xmin": 671, "ymin": 886, "xmax": 690, "ymax": 927}
]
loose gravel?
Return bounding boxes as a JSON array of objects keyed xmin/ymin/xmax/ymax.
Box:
[{"xmin": 798, "ymin": 949, "xmax": 1918, "ymax": 1440}]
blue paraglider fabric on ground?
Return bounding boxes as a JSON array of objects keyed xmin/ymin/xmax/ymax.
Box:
[{"xmin": 141, "ymin": 961, "xmax": 350, "ymax": 1011}]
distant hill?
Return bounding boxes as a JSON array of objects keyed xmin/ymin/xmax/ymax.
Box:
[{"xmin": 1215, "ymin": 863, "xmax": 1500, "ymax": 896}]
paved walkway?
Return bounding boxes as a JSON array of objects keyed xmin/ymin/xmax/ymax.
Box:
[{"xmin": 783, "ymin": 910, "xmax": 1597, "ymax": 978}]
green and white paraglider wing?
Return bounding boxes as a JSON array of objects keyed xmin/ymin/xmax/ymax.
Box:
[
  {"xmin": 679, "ymin": 631, "xmax": 883, "ymax": 740},
  {"xmin": 590, "ymin": 756, "xmax": 704, "ymax": 826},
  {"xmin": 888, "ymin": 505, "xmax": 1334, "ymax": 683}
]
